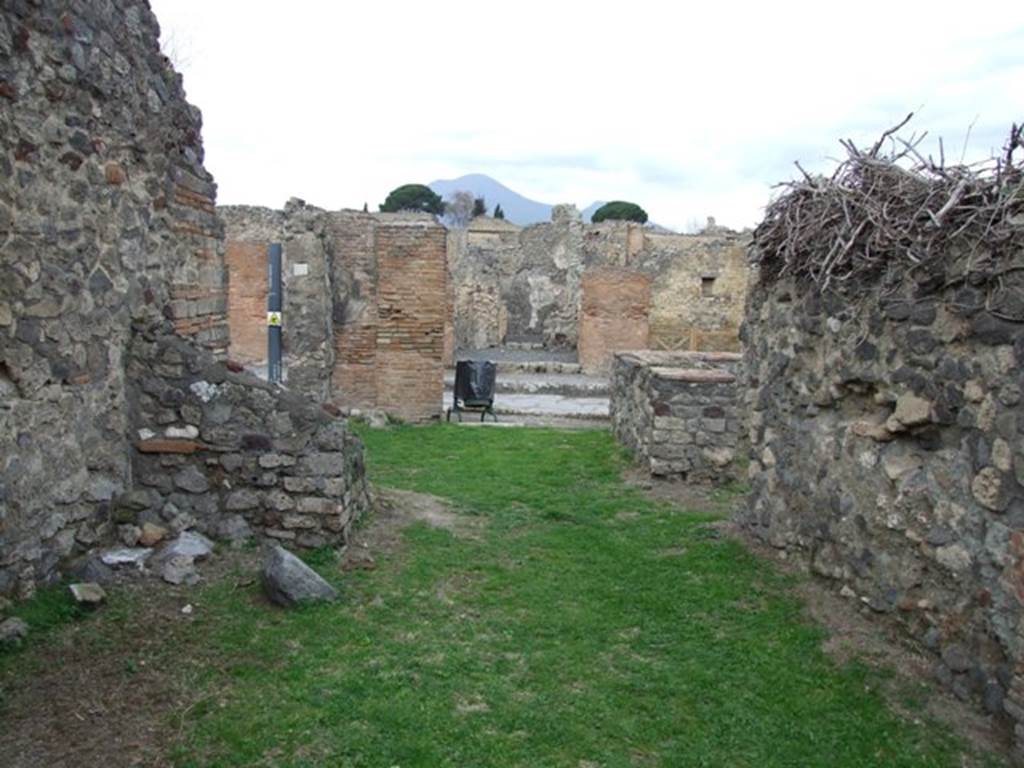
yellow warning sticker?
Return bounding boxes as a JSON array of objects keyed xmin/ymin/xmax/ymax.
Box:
[{"xmin": 267, "ymin": 311, "xmax": 282, "ymax": 327}]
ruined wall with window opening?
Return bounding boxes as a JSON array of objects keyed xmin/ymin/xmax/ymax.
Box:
[{"xmin": 446, "ymin": 208, "xmax": 750, "ymax": 370}]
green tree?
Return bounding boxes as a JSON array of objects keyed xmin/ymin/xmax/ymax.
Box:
[
  {"xmin": 493, "ymin": 203, "xmax": 505, "ymax": 220},
  {"xmin": 472, "ymin": 197, "xmax": 487, "ymax": 218},
  {"xmin": 379, "ymin": 184, "xmax": 445, "ymax": 215},
  {"xmin": 591, "ymin": 201, "xmax": 648, "ymax": 224}
]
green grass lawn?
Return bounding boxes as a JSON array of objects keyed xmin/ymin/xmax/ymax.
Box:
[{"xmin": 1, "ymin": 425, "xmax": 1006, "ymax": 767}]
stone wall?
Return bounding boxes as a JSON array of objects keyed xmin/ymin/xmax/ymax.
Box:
[
  {"xmin": 128, "ymin": 329, "xmax": 368, "ymax": 548},
  {"xmin": 611, "ymin": 351, "xmax": 743, "ymax": 482},
  {"xmin": 637, "ymin": 231, "xmax": 749, "ymax": 353},
  {"xmin": 447, "ymin": 209, "xmax": 751, "ymax": 362},
  {"xmin": 0, "ymin": 1, "xmax": 368, "ymax": 597},
  {"xmin": 579, "ymin": 268, "xmax": 651, "ymax": 374},
  {"xmin": 220, "ymin": 206, "xmax": 447, "ymax": 423},
  {"xmin": 740, "ymin": 267, "xmax": 1024, "ymax": 745}
]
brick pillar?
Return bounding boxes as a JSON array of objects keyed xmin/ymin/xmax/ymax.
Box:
[{"xmin": 579, "ymin": 268, "xmax": 651, "ymax": 374}]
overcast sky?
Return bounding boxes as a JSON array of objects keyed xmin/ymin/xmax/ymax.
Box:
[{"xmin": 149, "ymin": 0, "xmax": 1024, "ymax": 232}]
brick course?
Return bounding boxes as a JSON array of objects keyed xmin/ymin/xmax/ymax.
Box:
[
  {"xmin": 220, "ymin": 208, "xmax": 447, "ymax": 423},
  {"xmin": 225, "ymin": 241, "xmax": 268, "ymax": 363},
  {"xmin": 579, "ymin": 268, "xmax": 651, "ymax": 374}
]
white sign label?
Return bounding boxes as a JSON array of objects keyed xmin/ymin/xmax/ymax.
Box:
[
  {"xmin": 292, "ymin": 263, "xmax": 309, "ymax": 277},
  {"xmin": 267, "ymin": 311, "xmax": 282, "ymax": 327}
]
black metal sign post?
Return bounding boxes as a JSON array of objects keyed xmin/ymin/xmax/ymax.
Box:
[{"xmin": 267, "ymin": 243, "xmax": 283, "ymax": 384}]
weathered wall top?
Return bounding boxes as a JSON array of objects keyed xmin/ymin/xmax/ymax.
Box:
[
  {"xmin": 0, "ymin": 0, "xmax": 368, "ymax": 599},
  {"xmin": 219, "ymin": 204, "xmax": 448, "ymax": 422},
  {"xmin": 740, "ymin": 130, "xmax": 1024, "ymax": 753},
  {"xmin": 448, "ymin": 208, "xmax": 751, "ymax": 354}
]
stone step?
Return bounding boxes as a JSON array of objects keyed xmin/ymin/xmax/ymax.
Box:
[
  {"xmin": 444, "ymin": 371, "xmax": 609, "ymax": 397},
  {"xmin": 482, "ymin": 360, "xmax": 583, "ymax": 375},
  {"xmin": 503, "ymin": 340, "xmax": 548, "ymax": 351},
  {"xmin": 443, "ymin": 392, "xmax": 610, "ymax": 421},
  {"xmin": 455, "ymin": 348, "xmax": 579, "ymax": 374}
]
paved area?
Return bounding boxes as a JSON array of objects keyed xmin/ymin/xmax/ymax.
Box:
[
  {"xmin": 456, "ymin": 347, "xmax": 579, "ymax": 364},
  {"xmin": 444, "ymin": 370, "xmax": 609, "ymax": 397},
  {"xmin": 445, "ymin": 391, "xmax": 608, "ymax": 418}
]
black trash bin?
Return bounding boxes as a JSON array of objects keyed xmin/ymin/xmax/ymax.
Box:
[{"xmin": 447, "ymin": 360, "xmax": 498, "ymax": 423}]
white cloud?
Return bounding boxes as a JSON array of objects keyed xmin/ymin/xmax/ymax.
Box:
[{"xmin": 151, "ymin": 0, "xmax": 1024, "ymax": 231}]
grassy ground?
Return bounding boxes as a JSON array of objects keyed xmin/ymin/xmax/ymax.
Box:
[{"xmin": 0, "ymin": 425, "xmax": 1007, "ymax": 767}]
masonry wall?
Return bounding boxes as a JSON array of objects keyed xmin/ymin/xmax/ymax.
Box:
[
  {"xmin": 0, "ymin": 1, "xmax": 368, "ymax": 598},
  {"xmin": 447, "ymin": 209, "xmax": 751, "ymax": 360},
  {"xmin": 611, "ymin": 351, "xmax": 743, "ymax": 482},
  {"xmin": 128, "ymin": 331, "xmax": 368, "ymax": 548},
  {"xmin": 579, "ymin": 268, "xmax": 651, "ymax": 374},
  {"xmin": 740, "ymin": 266, "xmax": 1024, "ymax": 746},
  {"xmin": 220, "ymin": 207, "xmax": 447, "ymax": 423},
  {"xmin": 325, "ymin": 210, "xmax": 378, "ymax": 412},
  {"xmin": 637, "ymin": 232, "xmax": 749, "ymax": 352},
  {"xmin": 225, "ymin": 241, "xmax": 269, "ymax": 363},
  {"xmin": 373, "ymin": 222, "xmax": 447, "ymax": 421},
  {"xmin": 0, "ymin": 0, "xmax": 227, "ymax": 597}
]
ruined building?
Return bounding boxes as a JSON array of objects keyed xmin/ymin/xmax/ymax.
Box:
[
  {"xmin": 220, "ymin": 204, "xmax": 448, "ymax": 424},
  {"xmin": 446, "ymin": 207, "xmax": 750, "ymax": 373},
  {"xmin": 0, "ymin": 0, "xmax": 369, "ymax": 599},
  {"xmin": 219, "ymin": 202, "xmax": 750, "ymax": 420},
  {"xmin": 737, "ymin": 139, "xmax": 1024, "ymax": 751}
]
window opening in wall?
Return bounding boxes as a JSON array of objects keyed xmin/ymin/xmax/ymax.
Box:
[{"xmin": 701, "ymin": 276, "xmax": 716, "ymax": 297}]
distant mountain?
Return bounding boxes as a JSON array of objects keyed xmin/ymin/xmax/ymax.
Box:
[
  {"xmin": 580, "ymin": 201, "xmax": 605, "ymax": 222},
  {"xmin": 429, "ymin": 174, "xmax": 603, "ymax": 226}
]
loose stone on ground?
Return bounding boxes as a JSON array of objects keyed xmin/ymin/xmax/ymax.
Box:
[{"xmin": 261, "ymin": 545, "xmax": 339, "ymax": 607}]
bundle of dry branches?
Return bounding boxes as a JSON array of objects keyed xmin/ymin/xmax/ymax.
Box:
[{"xmin": 752, "ymin": 115, "xmax": 1024, "ymax": 300}]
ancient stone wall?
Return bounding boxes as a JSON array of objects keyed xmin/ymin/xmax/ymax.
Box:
[
  {"xmin": 579, "ymin": 268, "xmax": 651, "ymax": 374},
  {"xmin": 741, "ymin": 269, "xmax": 1024, "ymax": 744},
  {"xmin": 447, "ymin": 222, "xmax": 515, "ymax": 351},
  {"xmin": 611, "ymin": 351, "xmax": 743, "ymax": 482},
  {"xmin": 0, "ymin": 1, "xmax": 368, "ymax": 597},
  {"xmin": 128, "ymin": 330, "xmax": 368, "ymax": 548},
  {"xmin": 447, "ymin": 210, "xmax": 750, "ymax": 360},
  {"xmin": 0, "ymin": 0, "xmax": 227, "ymax": 597},
  {"xmin": 220, "ymin": 206, "xmax": 447, "ymax": 423},
  {"xmin": 636, "ymin": 232, "xmax": 749, "ymax": 353}
]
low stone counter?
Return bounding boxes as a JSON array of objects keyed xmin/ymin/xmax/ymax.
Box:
[{"xmin": 610, "ymin": 351, "xmax": 743, "ymax": 482}]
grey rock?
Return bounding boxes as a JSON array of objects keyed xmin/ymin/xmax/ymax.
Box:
[
  {"xmin": 119, "ymin": 524, "xmax": 142, "ymax": 547},
  {"xmin": 100, "ymin": 547, "xmax": 153, "ymax": 569},
  {"xmin": 984, "ymin": 680, "xmax": 1005, "ymax": 714},
  {"xmin": 69, "ymin": 582, "xmax": 107, "ymax": 606},
  {"xmin": 0, "ymin": 617, "xmax": 29, "ymax": 644},
  {"xmin": 173, "ymin": 466, "xmax": 210, "ymax": 494},
  {"xmin": 365, "ymin": 409, "xmax": 388, "ymax": 429},
  {"xmin": 225, "ymin": 489, "xmax": 261, "ymax": 511},
  {"xmin": 157, "ymin": 531, "xmax": 214, "ymax": 563},
  {"xmin": 67, "ymin": 555, "xmax": 114, "ymax": 585},
  {"xmin": 941, "ymin": 644, "xmax": 972, "ymax": 673},
  {"xmin": 261, "ymin": 545, "xmax": 339, "ymax": 607},
  {"xmin": 216, "ymin": 514, "xmax": 253, "ymax": 545},
  {"xmin": 161, "ymin": 555, "xmax": 198, "ymax": 586}
]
